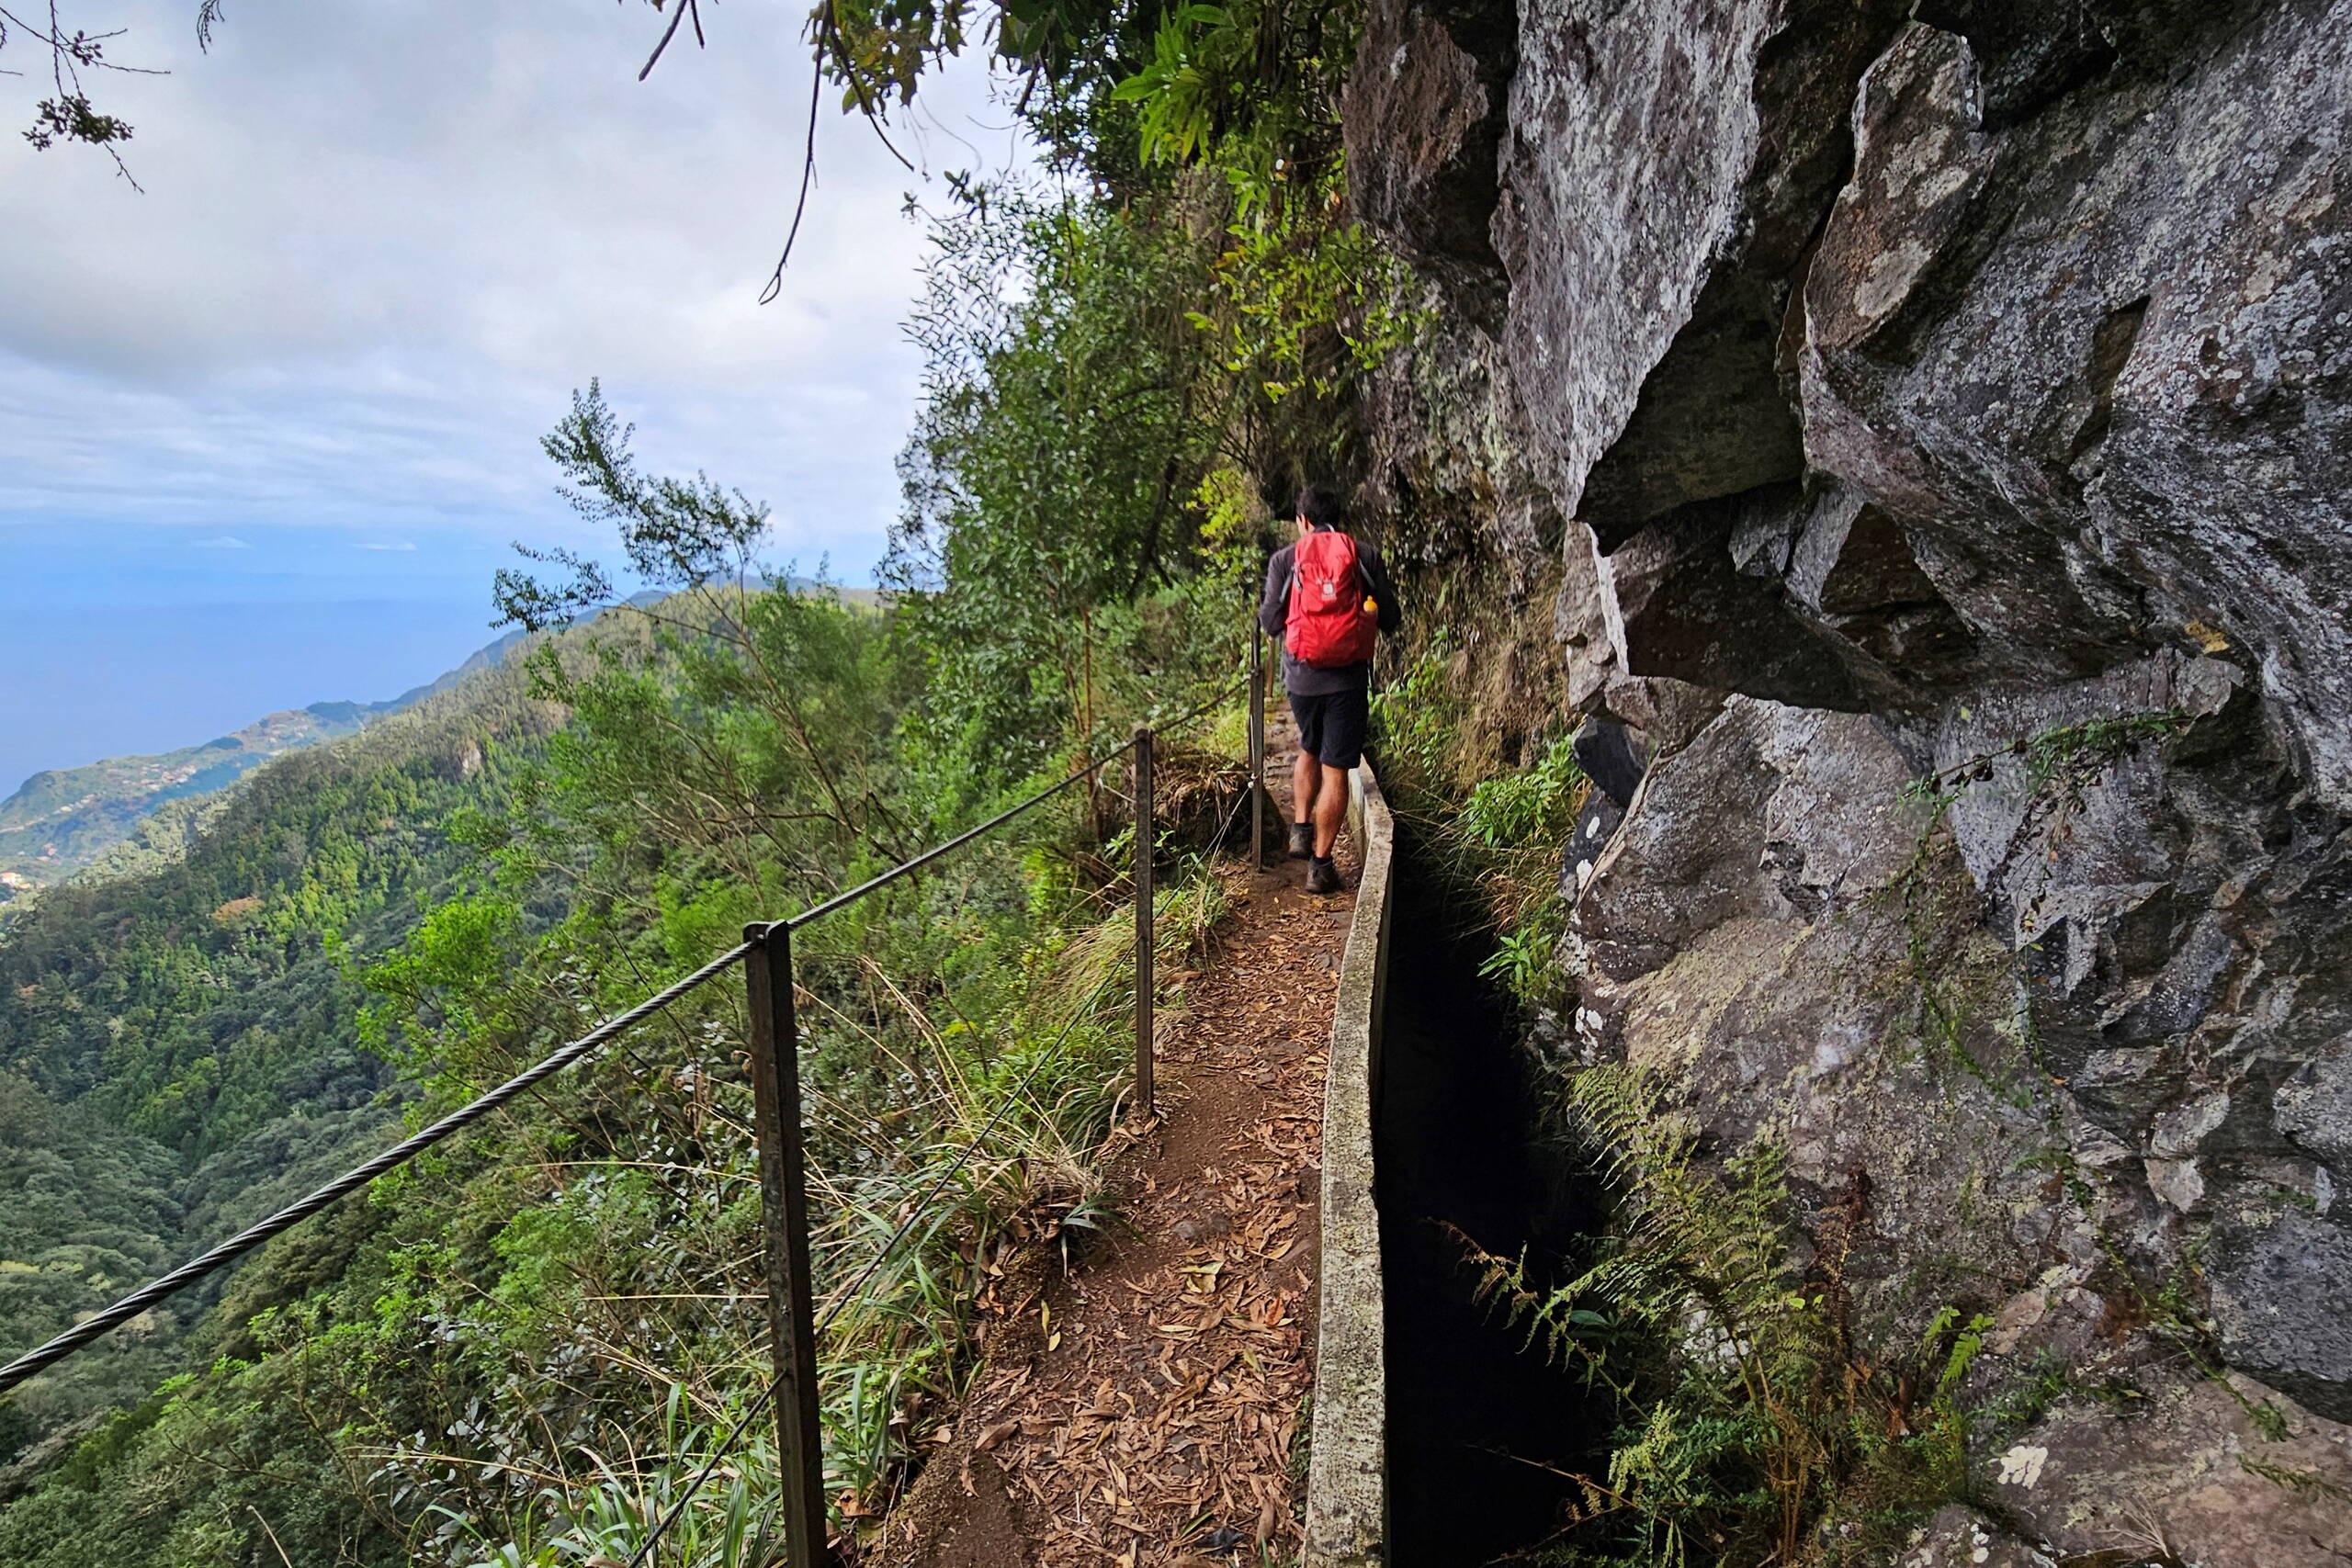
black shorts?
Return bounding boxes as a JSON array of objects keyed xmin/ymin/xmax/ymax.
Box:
[{"xmin": 1289, "ymin": 687, "xmax": 1369, "ymax": 770}]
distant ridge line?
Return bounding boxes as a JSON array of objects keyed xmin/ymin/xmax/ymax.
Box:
[{"xmin": 0, "ymin": 582, "xmax": 881, "ymax": 896}]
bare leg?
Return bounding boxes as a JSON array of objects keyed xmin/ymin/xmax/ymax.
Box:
[
  {"xmin": 1313, "ymin": 763, "xmax": 1347, "ymax": 857},
  {"xmin": 1292, "ymin": 746, "xmax": 1319, "ymax": 827}
]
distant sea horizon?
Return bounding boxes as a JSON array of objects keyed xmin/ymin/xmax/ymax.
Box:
[
  {"xmin": 0, "ymin": 519, "xmax": 890, "ymax": 799},
  {"xmin": 0, "ymin": 594, "xmax": 503, "ymax": 799}
]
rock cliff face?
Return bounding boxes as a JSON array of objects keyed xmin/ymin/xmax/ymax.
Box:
[{"xmin": 1345, "ymin": 0, "xmax": 2352, "ymax": 1555}]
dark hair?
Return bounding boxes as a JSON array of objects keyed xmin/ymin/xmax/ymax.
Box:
[{"xmin": 1296, "ymin": 486, "xmax": 1346, "ymax": 530}]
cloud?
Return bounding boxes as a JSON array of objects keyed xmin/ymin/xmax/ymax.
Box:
[
  {"xmin": 0, "ymin": 0, "xmax": 1039, "ymax": 581},
  {"xmin": 354, "ymin": 540, "xmax": 419, "ymax": 552},
  {"xmin": 190, "ymin": 535, "xmax": 252, "ymax": 548}
]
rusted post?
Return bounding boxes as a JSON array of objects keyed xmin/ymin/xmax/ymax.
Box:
[
  {"xmin": 1133, "ymin": 728, "xmax": 1155, "ymax": 1116},
  {"xmin": 743, "ymin": 921, "xmax": 830, "ymax": 1568},
  {"xmin": 1249, "ymin": 629, "xmax": 1266, "ymax": 869}
]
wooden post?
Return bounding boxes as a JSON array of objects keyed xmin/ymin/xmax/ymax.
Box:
[
  {"xmin": 1249, "ymin": 630, "xmax": 1266, "ymax": 869},
  {"xmin": 743, "ymin": 922, "xmax": 830, "ymax": 1568},
  {"xmin": 1133, "ymin": 728, "xmax": 1155, "ymax": 1116}
]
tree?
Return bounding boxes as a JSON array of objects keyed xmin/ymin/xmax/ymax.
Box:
[
  {"xmin": 0, "ymin": 0, "xmax": 196, "ymax": 181},
  {"xmin": 888, "ymin": 186, "xmax": 1221, "ymax": 771}
]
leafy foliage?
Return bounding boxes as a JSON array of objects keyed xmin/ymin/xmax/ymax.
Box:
[
  {"xmin": 878, "ymin": 0, "xmax": 1414, "ymax": 789},
  {"xmin": 494, "ymin": 381, "xmax": 775, "ymax": 636},
  {"xmin": 1459, "ymin": 733, "xmax": 1587, "ymax": 851},
  {"xmin": 0, "ymin": 1072, "xmax": 181, "ymax": 1464},
  {"xmin": 1371, "ymin": 645, "xmax": 1584, "ymax": 1007},
  {"xmin": 1365, "ymin": 637, "xmax": 1471, "ymax": 800},
  {"xmin": 889, "ymin": 188, "xmax": 1230, "ymax": 776},
  {"xmin": 1476, "ymin": 913, "xmax": 1559, "ymax": 1001},
  {"xmin": 0, "ymin": 655, "xmax": 575, "ymax": 1492},
  {"xmin": 1464, "ymin": 1068, "xmax": 1987, "ymax": 1567},
  {"xmin": 0, "ymin": 676, "xmax": 557, "ymax": 1152}
]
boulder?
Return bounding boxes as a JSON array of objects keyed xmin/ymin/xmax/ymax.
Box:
[
  {"xmin": 1802, "ymin": 3, "xmax": 2352, "ymax": 803},
  {"xmin": 2208, "ymin": 1207, "xmax": 2352, "ymax": 1422}
]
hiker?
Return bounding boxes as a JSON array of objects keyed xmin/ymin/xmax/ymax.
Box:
[{"xmin": 1258, "ymin": 485, "xmax": 1401, "ymax": 895}]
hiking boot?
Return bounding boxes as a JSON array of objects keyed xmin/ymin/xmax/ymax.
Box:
[
  {"xmin": 1306, "ymin": 855, "xmax": 1344, "ymax": 896},
  {"xmin": 1286, "ymin": 822, "xmax": 1315, "ymax": 861}
]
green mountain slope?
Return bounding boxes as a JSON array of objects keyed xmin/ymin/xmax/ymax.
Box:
[
  {"xmin": 0, "ymin": 506, "xmax": 1236, "ymax": 1565},
  {"xmin": 0, "ymin": 1071, "xmax": 183, "ymax": 1470},
  {"xmin": 0, "ymin": 644, "xmax": 565, "ymax": 1467}
]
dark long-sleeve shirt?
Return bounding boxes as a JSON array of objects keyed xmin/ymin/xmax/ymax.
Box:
[{"xmin": 1258, "ymin": 527, "xmax": 1402, "ymax": 695}]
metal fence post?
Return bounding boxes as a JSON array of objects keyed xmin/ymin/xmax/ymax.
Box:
[
  {"xmin": 1249, "ymin": 630, "xmax": 1265, "ymax": 869},
  {"xmin": 1133, "ymin": 728, "xmax": 1155, "ymax": 1116},
  {"xmin": 743, "ymin": 921, "xmax": 830, "ymax": 1568}
]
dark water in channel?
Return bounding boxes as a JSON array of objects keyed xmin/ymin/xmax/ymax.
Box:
[{"xmin": 1377, "ymin": 830, "xmax": 1606, "ymax": 1566}]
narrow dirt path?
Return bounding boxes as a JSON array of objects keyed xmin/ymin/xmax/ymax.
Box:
[{"xmin": 874, "ymin": 747, "xmax": 1353, "ymax": 1568}]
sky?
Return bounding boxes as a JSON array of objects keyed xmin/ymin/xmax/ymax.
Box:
[{"xmin": 0, "ymin": 0, "xmax": 1035, "ymax": 795}]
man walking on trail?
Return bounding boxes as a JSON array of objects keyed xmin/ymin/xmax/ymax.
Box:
[{"xmin": 1259, "ymin": 486, "xmax": 1401, "ymax": 895}]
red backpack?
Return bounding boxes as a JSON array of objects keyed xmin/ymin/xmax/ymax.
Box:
[{"xmin": 1285, "ymin": 530, "xmax": 1378, "ymax": 669}]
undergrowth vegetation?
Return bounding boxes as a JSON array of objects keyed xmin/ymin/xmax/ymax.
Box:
[
  {"xmin": 1370, "ymin": 640, "xmax": 1585, "ymax": 1010},
  {"xmin": 1462, "ymin": 1068, "xmax": 1989, "ymax": 1567},
  {"xmin": 0, "ymin": 423, "xmax": 1256, "ymax": 1566}
]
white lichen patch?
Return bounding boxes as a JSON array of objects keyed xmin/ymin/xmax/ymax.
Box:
[{"xmin": 1996, "ymin": 1443, "xmax": 2050, "ymax": 1489}]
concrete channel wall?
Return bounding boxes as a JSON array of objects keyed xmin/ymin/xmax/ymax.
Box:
[{"xmin": 1303, "ymin": 758, "xmax": 1395, "ymax": 1566}]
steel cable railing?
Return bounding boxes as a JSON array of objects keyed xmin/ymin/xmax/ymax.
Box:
[
  {"xmin": 790, "ymin": 742, "xmax": 1133, "ymax": 929},
  {"xmin": 797, "ymin": 670, "xmax": 1246, "ymax": 931},
  {"xmin": 703, "ymin": 718, "xmax": 1175, "ymax": 1568},
  {"xmin": 0, "ymin": 647, "xmax": 1271, "ymax": 1568},
  {"xmin": 624, "ymin": 959, "xmax": 1130, "ymax": 1568}
]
